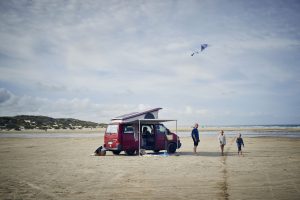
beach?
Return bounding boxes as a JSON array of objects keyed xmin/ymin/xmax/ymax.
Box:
[{"xmin": 0, "ymin": 135, "xmax": 299, "ymax": 200}]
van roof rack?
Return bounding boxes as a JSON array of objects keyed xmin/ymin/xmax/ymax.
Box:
[{"xmin": 111, "ymin": 108, "xmax": 162, "ymax": 123}]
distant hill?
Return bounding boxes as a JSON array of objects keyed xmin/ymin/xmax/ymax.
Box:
[{"xmin": 0, "ymin": 115, "xmax": 107, "ymax": 131}]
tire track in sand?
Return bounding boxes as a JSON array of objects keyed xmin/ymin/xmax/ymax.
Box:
[{"xmin": 219, "ymin": 137, "xmax": 235, "ymax": 200}]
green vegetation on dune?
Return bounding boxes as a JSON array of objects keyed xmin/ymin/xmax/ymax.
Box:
[{"xmin": 0, "ymin": 115, "xmax": 107, "ymax": 131}]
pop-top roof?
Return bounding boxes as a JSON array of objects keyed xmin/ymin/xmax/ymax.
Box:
[{"xmin": 111, "ymin": 107, "xmax": 162, "ymax": 123}]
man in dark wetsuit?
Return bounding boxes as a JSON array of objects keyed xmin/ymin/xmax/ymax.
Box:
[{"xmin": 191, "ymin": 123, "xmax": 200, "ymax": 154}]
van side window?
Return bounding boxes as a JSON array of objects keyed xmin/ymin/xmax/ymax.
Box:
[
  {"xmin": 124, "ymin": 125, "xmax": 134, "ymax": 134},
  {"xmin": 155, "ymin": 124, "xmax": 166, "ymax": 134}
]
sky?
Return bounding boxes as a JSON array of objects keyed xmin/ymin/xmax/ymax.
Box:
[{"xmin": 0, "ymin": 0, "xmax": 300, "ymax": 126}]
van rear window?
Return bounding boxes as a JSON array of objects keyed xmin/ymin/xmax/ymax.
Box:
[{"xmin": 106, "ymin": 125, "xmax": 118, "ymax": 134}]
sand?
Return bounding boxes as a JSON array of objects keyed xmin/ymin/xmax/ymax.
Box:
[{"xmin": 0, "ymin": 135, "xmax": 299, "ymax": 200}]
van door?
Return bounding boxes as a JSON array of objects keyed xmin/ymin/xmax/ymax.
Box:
[
  {"xmin": 154, "ymin": 124, "xmax": 167, "ymax": 150},
  {"xmin": 122, "ymin": 124, "xmax": 138, "ymax": 150}
]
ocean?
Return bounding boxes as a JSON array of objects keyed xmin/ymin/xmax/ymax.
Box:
[
  {"xmin": 0, "ymin": 125, "xmax": 299, "ymax": 138},
  {"xmin": 177, "ymin": 124, "xmax": 300, "ymax": 138}
]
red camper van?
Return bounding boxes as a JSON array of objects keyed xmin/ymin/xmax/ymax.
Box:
[{"xmin": 103, "ymin": 108, "xmax": 181, "ymax": 155}]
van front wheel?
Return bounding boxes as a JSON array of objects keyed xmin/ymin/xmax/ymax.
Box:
[
  {"xmin": 112, "ymin": 150, "xmax": 121, "ymax": 155},
  {"xmin": 167, "ymin": 143, "xmax": 177, "ymax": 154},
  {"xmin": 125, "ymin": 150, "xmax": 136, "ymax": 156}
]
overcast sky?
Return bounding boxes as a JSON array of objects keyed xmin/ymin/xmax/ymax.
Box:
[{"xmin": 0, "ymin": 0, "xmax": 300, "ymax": 126}]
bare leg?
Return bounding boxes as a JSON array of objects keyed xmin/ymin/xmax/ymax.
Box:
[{"xmin": 221, "ymin": 145, "xmax": 224, "ymax": 156}]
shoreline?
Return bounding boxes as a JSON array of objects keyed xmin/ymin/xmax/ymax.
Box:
[
  {"xmin": 1, "ymin": 126, "xmax": 300, "ymax": 134},
  {"xmin": 173, "ymin": 126, "xmax": 300, "ymax": 132},
  {"xmin": 0, "ymin": 127, "xmax": 106, "ymax": 134},
  {"xmin": 1, "ymin": 126, "xmax": 299, "ymax": 139},
  {"xmin": 0, "ymin": 132, "xmax": 299, "ymax": 139}
]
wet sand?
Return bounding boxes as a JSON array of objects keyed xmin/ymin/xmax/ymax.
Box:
[{"xmin": 0, "ymin": 136, "xmax": 299, "ymax": 200}]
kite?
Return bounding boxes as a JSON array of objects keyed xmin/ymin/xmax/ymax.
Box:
[
  {"xmin": 191, "ymin": 51, "xmax": 199, "ymax": 56},
  {"xmin": 191, "ymin": 44, "xmax": 209, "ymax": 56},
  {"xmin": 201, "ymin": 44, "xmax": 208, "ymax": 51}
]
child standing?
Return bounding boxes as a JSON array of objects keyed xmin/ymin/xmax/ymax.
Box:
[
  {"xmin": 236, "ymin": 133, "xmax": 245, "ymax": 156},
  {"xmin": 218, "ymin": 130, "xmax": 226, "ymax": 156}
]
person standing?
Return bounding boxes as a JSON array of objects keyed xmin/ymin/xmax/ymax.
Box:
[
  {"xmin": 236, "ymin": 133, "xmax": 245, "ymax": 156},
  {"xmin": 218, "ymin": 130, "xmax": 226, "ymax": 156},
  {"xmin": 191, "ymin": 123, "xmax": 200, "ymax": 154}
]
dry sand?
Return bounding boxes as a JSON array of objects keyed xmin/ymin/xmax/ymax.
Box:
[{"xmin": 0, "ymin": 135, "xmax": 299, "ymax": 200}]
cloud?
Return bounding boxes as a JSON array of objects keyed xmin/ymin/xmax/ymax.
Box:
[
  {"xmin": 0, "ymin": 88, "xmax": 12, "ymax": 103},
  {"xmin": 0, "ymin": 88, "xmax": 156, "ymax": 122},
  {"xmin": 0, "ymin": 1, "xmax": 300, "ymax": 125},
  {"xmin": 0, "ymin": 88, "xmax": 212, "ymax": 124}
]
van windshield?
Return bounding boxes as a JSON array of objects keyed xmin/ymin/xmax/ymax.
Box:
[{"xmin": 106, "ymin": 125, "xmax": 118, "ymax": 134}]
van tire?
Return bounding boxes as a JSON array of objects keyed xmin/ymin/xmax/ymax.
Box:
[
  {"xmin": 112, "ymin": 150, "xmax": 121, "ymax": 155},
  {"xmin": 167, "ymin": 143, "xmax": 176, "ymax": 154},
  {"xmin": 126, "ymin": 150, "xmax": 136, "ymax": 156}
]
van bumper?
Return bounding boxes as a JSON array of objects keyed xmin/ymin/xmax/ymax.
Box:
[
  {"xmin": 177, "ymin": 141, "xmax": 182, "ymax": 149},
  {"xmin": 104, "ymin": 144, "xmax": 122, "ymax": 151}
]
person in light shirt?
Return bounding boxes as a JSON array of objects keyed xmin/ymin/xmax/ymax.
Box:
[{"xmin": 218, "ymin": 130, "xmax": 226, "ymax": 156}]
